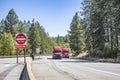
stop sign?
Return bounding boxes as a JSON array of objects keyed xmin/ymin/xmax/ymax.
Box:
[{"xmin": 16, "ymin": 33, "xmax": 26, "ymax": 44}]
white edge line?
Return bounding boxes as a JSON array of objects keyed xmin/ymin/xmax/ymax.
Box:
[{"xmin": 80, "ymin": 66, "xmax": 120, "ymax": 77}]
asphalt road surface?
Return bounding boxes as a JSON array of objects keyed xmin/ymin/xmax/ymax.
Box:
[
  {"xmin": 31, "ymin": 56, "xmax": 120, "ymax": 80},
  {"xmin": 0, "ymin": 57, "xmax": 24, "ymax": 80}
]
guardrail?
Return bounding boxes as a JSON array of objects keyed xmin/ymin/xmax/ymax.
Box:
[
  {"xmin": 19, "ymin": 58, "xmax": 36, "ymax": 80},
  {"xmin": 26, "ymin": 58, "xmax": 36, "ymax": 80},
  {"xmin": 19, "ymin": 64, "xmax": 29, "ymax": 80}
]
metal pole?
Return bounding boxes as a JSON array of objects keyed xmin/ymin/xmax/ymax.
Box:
[
  {"xmin": 24, "ymin": 48, "xmax": 26, "ymax": 63},
  {"xmin": 16, "ymin": 48, "xmax": 18, "ymax": 64}
]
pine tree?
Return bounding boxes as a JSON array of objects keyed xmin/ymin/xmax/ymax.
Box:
[
  {"xmin": 56, "ymin": 35, "xmax": 64, "ymax": 46},
  {"xmin": 28, "ymin": 19, "xmax": 41, "ymax": 54},
  {"xmin": 5, "ymin": 9, "xmax": 19, "ymax": 36},
  {"xmin": 82, "ymin": 0, "xmax": 120, "ymax": 58},
  {"xmin": 39, "ymin": 25, "xmax": 49, "ymax": 54},
  {"xmin": 0, "ymin": 19, "xmax": 5, "ymax": 33},
  {"xmin": 15, "ymin": 21, "xmax": 26, "ymax": 33},
  {"xmin": 69, "ymin": 12, "xmax": 85, "ymax": 54}
]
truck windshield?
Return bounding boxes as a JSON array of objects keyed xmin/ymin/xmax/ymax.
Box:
[
  {"xmin": 63, "ymin": 51, "xmax": 69, "ymax": 53},
  {"xmin": 54, "ymin": 50, "xmax": 61, "ymax": 53}
]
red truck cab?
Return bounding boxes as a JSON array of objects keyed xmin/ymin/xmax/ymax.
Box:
[
  {"xmin": 62, "ymin": 48, "xmax": 69, "ymax": 58},
  {"xmin": 53, "ymin": 46, "xmax": 62, "ymax": 59}
]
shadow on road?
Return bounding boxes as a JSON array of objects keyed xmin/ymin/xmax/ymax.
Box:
[
  {"xmin": 0, "ymin": 63, "xmax": 16, "ymax": 64},
  {"xmin": 47, "ymin": 57, "xmax": 95, "ymax": 63},
  {"xmin": 47, "ymin": 58, "xmax": 62, "ymax": 60},
  {"xmin": 60, "ymin": 60, "xmax": 92, "ymax": 63}
]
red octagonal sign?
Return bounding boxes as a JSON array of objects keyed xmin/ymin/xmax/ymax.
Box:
[
  {"xmin": 16, "ymin": 34, "xmax": 26, "ymax": 44},
  {"xmin": 15, "ymin": 33, "xmax": 27, "ymax": 48}
]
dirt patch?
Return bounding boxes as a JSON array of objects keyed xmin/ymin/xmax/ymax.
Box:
[{"xmin": 75, "ymin": 51, "xmax": 89, "ymax": 58}]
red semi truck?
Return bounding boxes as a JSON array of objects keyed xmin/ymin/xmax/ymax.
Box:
[
  {"xmin": 62, "ymin": 48, "xmax": 69, "ymax": 58},
  {"xmin": 52, "ymin": 46, "xmax": 62, "ymax": 59}
]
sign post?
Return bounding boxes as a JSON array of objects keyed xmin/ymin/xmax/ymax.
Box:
[
  {"xmin": 16, "ymin": 49, "xmax": 18, "ymax": 64},
  {"xmin": 24, "ymin": 49, "xmax": 26, "ymax": 63},
  {"xmin": 15, "ymin": 33, "xmax": 27, "ymax": 63}
]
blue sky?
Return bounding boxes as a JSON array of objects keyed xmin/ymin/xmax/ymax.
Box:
[{"xmin": 0, "ymin": 0, "xmax": 83, "ymax": 37}]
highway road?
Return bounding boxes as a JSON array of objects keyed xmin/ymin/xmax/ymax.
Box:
[
  {"xmin": 0, "ymin": 57, "xmax": 24, "ymax": 80},
  {"xmin": 32, "ymin": 56, "xmax": 120, "ymax": 80}
]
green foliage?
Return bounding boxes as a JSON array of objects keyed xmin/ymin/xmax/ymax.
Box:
[
  {"xmin": 28, "ymin": 19, "xmax": 41, "ymax": 54},
  {"xmin": 0, "ymin": 32, "xmax": 15, "ymax": 55},
  {"xmin": 15, "ymin": 21, "xmax": 26, "ymax": 33},
  {"xmin": 69, "ymin": 12, "xmax": 85, "ymax": 54},
  {"xmin": 56, "ymin": 35, "xmax": 64, "ymax": 46},
  {"xmin": 4, "ymin": 9, "xmax": 19, "ymax": 36},
  {"xmin": 0, "ymin": 19, "xmax": 5, "ymax": 33},
  {"xmin": 0, "ymin": 9, "xmax": 58, "ymax": 55},
  {"xmin": 46, "ymin": 37, "xmax": 57, "ymax": 54},
  {"xmin": 81, "ymin": 0, "xmax": 120, "ymax": 58},
  {"xmin": 0, "ymin": 34, "xmax": 2, "ymax": 53},
  {"xmin": 55, "ymin": 35, "xmax": 71, "ymax": 51},
  {"xmin": 28, "ymin": 19, "xmax": 58, "ymax": 54}
]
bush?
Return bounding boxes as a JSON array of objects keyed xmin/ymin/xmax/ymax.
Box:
[{"xmin": 90, "ymin": 49, "xmax": 103, "ymax": 58}]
